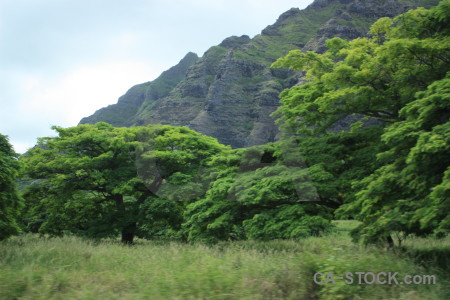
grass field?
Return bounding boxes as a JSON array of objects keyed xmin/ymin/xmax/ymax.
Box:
[{"xmin": 0, "ymin": 221, "xmax": 448, "ymax": 299}]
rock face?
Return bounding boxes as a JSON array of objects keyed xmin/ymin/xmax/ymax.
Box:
[
  {"xmin": 80, "ymin": 0, "xmax": 440, "ymax": 148},
  {"xmin": 79, "ymin": 52, "xmax": 199, "ymax": 127}
]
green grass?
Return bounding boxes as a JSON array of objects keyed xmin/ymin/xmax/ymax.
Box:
[{"xmin": 0, "ymin": 222, "xmax": 448, "ymax": 299}]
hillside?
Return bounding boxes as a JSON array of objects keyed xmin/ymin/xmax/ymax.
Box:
[{"xmin": 79, "ymin": 0, "xmax": 441, "ymax": 148}]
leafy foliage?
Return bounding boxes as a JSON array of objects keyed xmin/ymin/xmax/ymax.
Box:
[
  {"xmin": 0, "ymin": 134, "xmax": 22, "ymax": 240},
  {"xmin": 15, "ymin": 1, "xmax": 450, "ymax": 247},
  {"xmin": 182, "ymin": 143, "xmax": 334, "ymax": 242},
  {"xmin": 272, "ymin": 0, "xmax": 450, "ymax": 244},
  {"xmin": 21, "ymin": 124, "xmax": 335, "ymax": 244},
  {"xmin": 338, "ymin": 76, "xmax": 450, "ymax": 243},
  {"xmin": 21, "ymin": 123, "xmax": 226, "ymax": 243},
  {"xmin": 272, "ymin": 1, "xmax": 449, "ymax": 135}
]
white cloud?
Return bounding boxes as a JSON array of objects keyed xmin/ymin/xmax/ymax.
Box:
[
  {"xmin": 23, "ymin": 60, "xmax": 163, "ymax": 125},
  {"xmin": 3, "ymin": 60, "xmax": 167, "ymax": 153},
  {"xmin": 0, "ymin": 0, "xmax": 315, "ymax": 153}
]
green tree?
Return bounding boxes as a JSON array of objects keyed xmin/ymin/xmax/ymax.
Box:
[
  {"xmin": 182, "ymin": 143, "xmax": 334, "ymax": 242},
  {"xmin": 22, "ymin": 123, "xmax": 225, "ymax": 243},
  {"xmin": 0, "ymin": 134, "xmax": 22, "ymax": 240},
  {"xmin": 338, "ymin": 76, "xmax": 450, "ymax": 244},
  {"xmin": 297, "ymin": 126, "xmax": 385, "ymax": 209},
  {"xmin": 272, "ymin": 1, "xmax": 449, "ymax": 135},
  {"xmin": 272, "ymin": 1, "xmax": 450, "ymax": 244}
]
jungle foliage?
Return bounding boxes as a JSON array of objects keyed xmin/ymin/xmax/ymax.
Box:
[
  {"xmin": 0, "ymin": 134, "xmax": 22, "ymax": 240},
  {"xmin": 272, "ymin": 0, "xmax": 450, "ymax": 244},
  {"xmin": 3, "ymin": 1, "xmax": 449, "ymax": 245},
  {"xmin": 20, "ymin": 123, "xmax": 226, "ymax": 244}
]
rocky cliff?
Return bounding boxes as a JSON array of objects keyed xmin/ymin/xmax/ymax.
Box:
[{"xmin": 80, "ymin": 0, "xmax": 440, "ymax": 148}]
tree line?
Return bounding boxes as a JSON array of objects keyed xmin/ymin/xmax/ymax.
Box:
[{"xmin": 1, "ymin": 0, "xmax": 449, "ymax": 245}]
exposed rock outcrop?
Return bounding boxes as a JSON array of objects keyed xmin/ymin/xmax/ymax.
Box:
[{"xmin": 80, "ymin": 0, "xmax": 440, "ymax": 148}]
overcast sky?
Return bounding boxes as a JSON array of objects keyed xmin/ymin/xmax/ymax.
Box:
[{"xmin": 0, "ymin": 0, "xmax": 314, "ymax": 153}]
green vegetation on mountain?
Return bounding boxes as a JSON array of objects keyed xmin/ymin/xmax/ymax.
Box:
[
  {"xmin": 80, "ymin": 0, "xmax": 441, "ymax": 148},
  {"xmin": 79, "ymin": 52, "xmax": 199, "ymax": 127}
]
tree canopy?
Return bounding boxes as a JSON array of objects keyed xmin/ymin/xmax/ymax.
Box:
[
  {"xmin": 0, "ymin": 134, "xmax": 22, "ymax": 240},
  {"xmin": 272, "ymin": 0, "xmax": 450, "ymax": 244},
  {"xmin": 182, "ymin": 143, "xmax": 333, "ymax": 243},
  {"xmin": 14, "ymin": 1, "xmax": 450, "ymax": 246},
  {"xmin": 337, "ymin": 76, "xmax": 450, "ymax": 243},
  {"xmin": 21, "ymin": 123, "xmax": 226, "ymax": 243},
  {"xmin": 272, "ymin": 0, "xmax": 449, "ymax": 135},
  {"xmin": 21, "ymin": 123, "xmax": 336, "ymax": 244}
]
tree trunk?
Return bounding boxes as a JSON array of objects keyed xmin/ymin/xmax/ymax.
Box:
[
  {"xmin": 113, "ymin": 193, "xmax": 136, "ymax": 245},
  {"xmin": 121, "ymin": 222, "xmax": 136, "ymax": 245},
  {"xmin": 386, "ymin": 235, "xmax": 394, "ymax": 248}
]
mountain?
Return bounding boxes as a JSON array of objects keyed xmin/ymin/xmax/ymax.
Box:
[
  {"xmin": 79, "ymin": 52, "xmax": 199, "ymax": 127},
  {"xmin": 79, "ymin": 0, "xmax": 441, "ymax": 148}
]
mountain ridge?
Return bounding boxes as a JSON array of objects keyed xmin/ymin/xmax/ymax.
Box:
[{"xmin": 79, "ymin": 0, "xmax": 441, "ymax": 147}]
